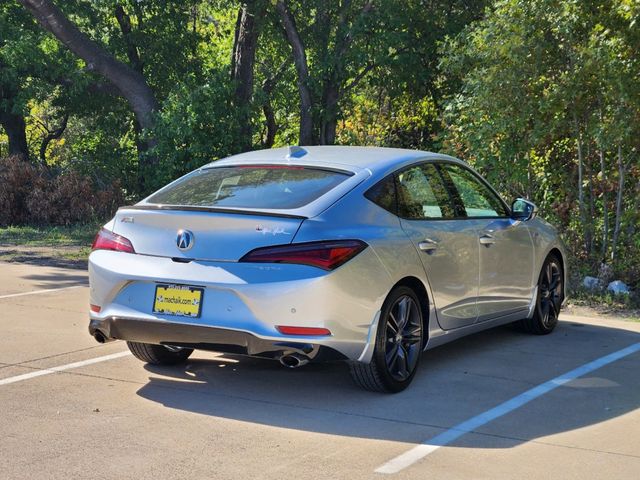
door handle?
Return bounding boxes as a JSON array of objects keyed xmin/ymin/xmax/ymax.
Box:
[
  {"xmin": 418, "ymin": 238, "xmax": 438, "ymax": 253},
  {"xmin": 479, "ymin": 234, "xmax": 496, "ymax": 246}
]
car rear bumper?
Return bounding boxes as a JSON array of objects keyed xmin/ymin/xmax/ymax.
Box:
[
  {"xmin": 89, "ymin": 317, "xmax": 347, "ymax": 361},
  {"xmin": 88, "ymin": 249, "xmax": 392, "ymax": 362}
]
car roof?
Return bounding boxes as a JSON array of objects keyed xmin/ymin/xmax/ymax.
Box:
[{"xmin": 205, "ymin": 145, "xmax": 464, "ymax": 174}]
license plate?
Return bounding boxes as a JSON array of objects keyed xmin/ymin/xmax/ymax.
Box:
[{"xmin": 153, "ymin": 284, "xmax": 203, "ymax": 318}]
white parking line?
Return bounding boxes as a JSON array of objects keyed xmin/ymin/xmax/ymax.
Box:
[
  {"xmin": 0, "ymin": 351, "xmax": 131, "ymax": 387},
  {"xmin": 0, "ymin": 285, "xmax": 85, "ymax": 300},
  {"xmin": 375, "ymin": 341, "xmax": 640, "ymax": 474}
]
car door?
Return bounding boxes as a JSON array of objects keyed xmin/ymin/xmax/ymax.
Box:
[
  {"xmin": 439, "ymin": 162, "xmax": 535, "ymax": 321},
  {"xmin": 396, "ymin": 162, "xmax": 479, "ymax": 330}
]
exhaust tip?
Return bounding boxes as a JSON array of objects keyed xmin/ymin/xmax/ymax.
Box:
[
  {"xmin": 279, "ymin": 354, "xmax": 309, "ymax": 369},
  {"xmin": 93, "ymin": 331, "xmax": 108, "ymax": 344}
]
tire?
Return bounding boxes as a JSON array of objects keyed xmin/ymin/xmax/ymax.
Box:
[
  {"xmin": 519, "ymin": 254, "xmax": 564, "ymax": 335},
  {"xmin": 127, "ymin": 341, "xmax": 193, "ymax": 365},
  {"xmin": 350, "ymin": 286, "xmax": 424, "ymax": 393}
]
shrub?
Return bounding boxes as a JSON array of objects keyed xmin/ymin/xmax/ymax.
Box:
[
  {"xmin": 0, "ymin": 156, "xmax": 45, "ymax": 225},
  {"xmin": 0, "ymin": 155, "xmax": 124, "ymax": 226}
]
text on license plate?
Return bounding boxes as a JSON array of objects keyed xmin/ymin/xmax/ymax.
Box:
[{"xmin": 153, "ymin": 284, "xmax": 203, "ymax": 318}]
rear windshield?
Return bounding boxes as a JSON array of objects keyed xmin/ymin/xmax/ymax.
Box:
[{"xmin": 146, "ymin": 166, "xmax": 351, "ymax": 210}]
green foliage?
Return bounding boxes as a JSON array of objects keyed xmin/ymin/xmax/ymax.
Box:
[
  {"xmin": 1, "ymin": 0, "xmax": 639, "ymax": 289},
  {"xmin": 151, "ymin": 73, "xmax": 241, "ymax": 189},
  {"xmin": 440, "ymin": 0, "xmax": 640, "ymax": 284}
]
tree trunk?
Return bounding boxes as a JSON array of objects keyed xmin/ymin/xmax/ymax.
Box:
[
  {"xmin": 320, "ymin": 82, "xmax": 339, "ymax": 145},
  {"xmin": 573, "ymin": 112, "xmax": 589, "ymax": 255},
  {"xmin": 260, "ymin": 75, "xmax": 278, "ymax": 149},
  {"xmin": 261, "ymin": 102, "xmax": 277, "ymax": 148},
  {"xmin": 0, "ymin": 109, "xmax": 29, "ymax": 159},
  {"xmin": 19, "ymin": 0, "xmax": 159, "ymax": 144},
  {"xmin": 259, "ymin": 62, "xmax": 287, "ymax": 149},
  {"xmin": 231, "ymin": 1, "xmax": 265, "ymax": 151},
  {"xmin": 611, "ymin": 145, "xmax": 625, "ymax": 261},
  {"xmin": 587, "ymin": 155, "xmax": 595, "ymax": 255},
  {"xmin": 526, "ymin": 151, "xmax": 533, "ymax": 200},
  {"xmin": 276, "ymin": 0, "xmax": 313, "ymax": 145},
  {"xmin": 0, "ymin": 72, "xmax": 30, "ymax": 159},
  {"xmin": 598, "ymin": 147, "xmax": 609, "ymax": 259}
]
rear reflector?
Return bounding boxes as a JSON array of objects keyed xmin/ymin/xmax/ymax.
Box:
[
  {"xmin": 277, "ymin": 326, "xmax": 331, "ymax": 336},
  {"xmin": 90, "ymin": 304, "xmax": 101, "ymax": 313},
  {"xmin": 91, "ymin": 228, "xmax": 135, "ymax": 254},
  {"xmin": 239, "ymin": 240, "xmax": 367, "ymax": 270}
]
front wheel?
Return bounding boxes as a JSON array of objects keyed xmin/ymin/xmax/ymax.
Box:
[
  {"xmin": 350, "ymin": 286, "xmax": 424, "ymax": 393},
  {"xmin": 127, "ymin": 341, "xmax": 193, "ymax": 365},
  {"xmin": 519, "ymin": 255, "xmax": 564, "ymax": 335}
]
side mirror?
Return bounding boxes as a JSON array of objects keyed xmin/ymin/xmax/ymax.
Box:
[{"xmin": 511, "ymin": 198, "xmax": 538, "ymax": 221}]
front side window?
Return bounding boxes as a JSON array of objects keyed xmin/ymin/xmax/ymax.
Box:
[
  {"xmin": 146, "ymin": 166, "xmax": 351, "ymax": 210},
  {"xmin": 396, "ymin": 163, "xmax": 456, "ymax": 220},
  {"xmin": 440, "ymin": 164, "xmax": 507, "ymax": 218}
]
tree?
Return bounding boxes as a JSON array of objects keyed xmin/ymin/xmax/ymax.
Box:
[
  {"xmin": 274, "ymin": 0, "xmax": 387, "ymax": 145},
  {"xmin": 18, "ymin": 0, "xmax": 159, "ymax": 161},
  {"xmin": 441, "ymin": 0, "xmax": 640, "ymax": 272}
]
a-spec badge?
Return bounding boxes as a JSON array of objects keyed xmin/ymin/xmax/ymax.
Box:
[{"xmin": 176, "ymin": 229, "xmax": 195, "ymax": 251}]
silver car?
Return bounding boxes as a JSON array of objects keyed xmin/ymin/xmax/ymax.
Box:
[{"xmin": 88, "ymin": 146, "xmax": 566, "ymax": 392}]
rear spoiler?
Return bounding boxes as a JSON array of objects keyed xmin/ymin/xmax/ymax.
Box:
[{"xmin": 120, "ymin": 204, "xmax": 308, "ymax": 220}]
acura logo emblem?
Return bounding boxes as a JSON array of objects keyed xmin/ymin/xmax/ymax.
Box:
[{"xmin": 176, "ymin": 230, "xmax": 194, "ymax": 251}]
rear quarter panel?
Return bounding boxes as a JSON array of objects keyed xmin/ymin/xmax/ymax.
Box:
[
  {"xmin": 528, "ymin": 217, "xmax": 569, "ymax": 299},
  {"xmin": 292, "ymin": 180, "xmax": 440, "ymax": 340}
]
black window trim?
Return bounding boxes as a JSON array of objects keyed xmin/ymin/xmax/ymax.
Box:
[{"xmin": 364, "ymin": 158, "xmax": 513, "ymax": 221}]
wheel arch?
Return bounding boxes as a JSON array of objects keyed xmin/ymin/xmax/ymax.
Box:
[{"xmin": 390, "ymin": 276, "xmax": 430, "ymax": 345}]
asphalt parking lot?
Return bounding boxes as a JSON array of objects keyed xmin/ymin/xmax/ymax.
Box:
[{"xmin": 1, "ymin": 261, "xmax": 639, "ymax": 479}]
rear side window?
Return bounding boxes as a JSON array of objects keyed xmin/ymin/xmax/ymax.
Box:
[
  {"xmin": 396, "ymin": 163, "xmax": 456, "ymax": 219},
  {"xmin": 146, "ymin": 166, "xmax": 351, "ymax": 210},
  {"xmin": 364, "ymin": 176, "xmax": 397, "ymax": 214}
]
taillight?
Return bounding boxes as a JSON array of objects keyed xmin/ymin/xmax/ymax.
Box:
[
  {"xmin": 91, "ymin": 228, "xmax": 135, "ymax": 253},
  {"xmin": 239, "ymin": 240, "xmax": 367, "ymax": 270}
]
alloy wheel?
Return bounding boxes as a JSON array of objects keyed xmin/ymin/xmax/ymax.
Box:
[
  {"xmin": 384, "ymin": 295, "xmax": 422, "ymax": 382},
  {"xmin": 538, "ymin": 260, "xmax": 562, "ymax": 328}
]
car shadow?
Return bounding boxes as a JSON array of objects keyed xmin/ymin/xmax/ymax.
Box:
[
  {"xmin": 135, "ymin": 320, "xmax": 640, "ymax": 447},
  {"xmin": 22, "ymin": 272, "xmax": 88, "ymax": 288},
  {"xmin": 1, "ymin": 251, "xmax": 87, "ymax": 270}
]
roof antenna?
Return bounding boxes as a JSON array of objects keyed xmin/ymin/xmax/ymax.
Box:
[{"xmin": 286, "ymin": 145, "xmax": 308, "ymax": 160}]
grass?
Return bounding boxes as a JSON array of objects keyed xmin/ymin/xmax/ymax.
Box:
[
  {"xmin": 569, "ymin": 288, "xmax": 640, "ymax": 321},
  {"xmin": 0, "ymin": 224, "xmax": 99, "ymax": 247},
  {"xmin": 0, "ymin": 224, "xmax": 100, "ymax": 266}
]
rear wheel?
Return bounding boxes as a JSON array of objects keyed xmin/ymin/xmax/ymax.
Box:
[
  {"xmin": 519, "ymin": 255, "xmax": 563, "ymax": 335},
  {"xmin": 127, "ymin": 341, "xmax": 193, "ymax": 365},
  {"xmin": 350, "ymin": 286, "xmax": 424, "ymax": 393}
]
